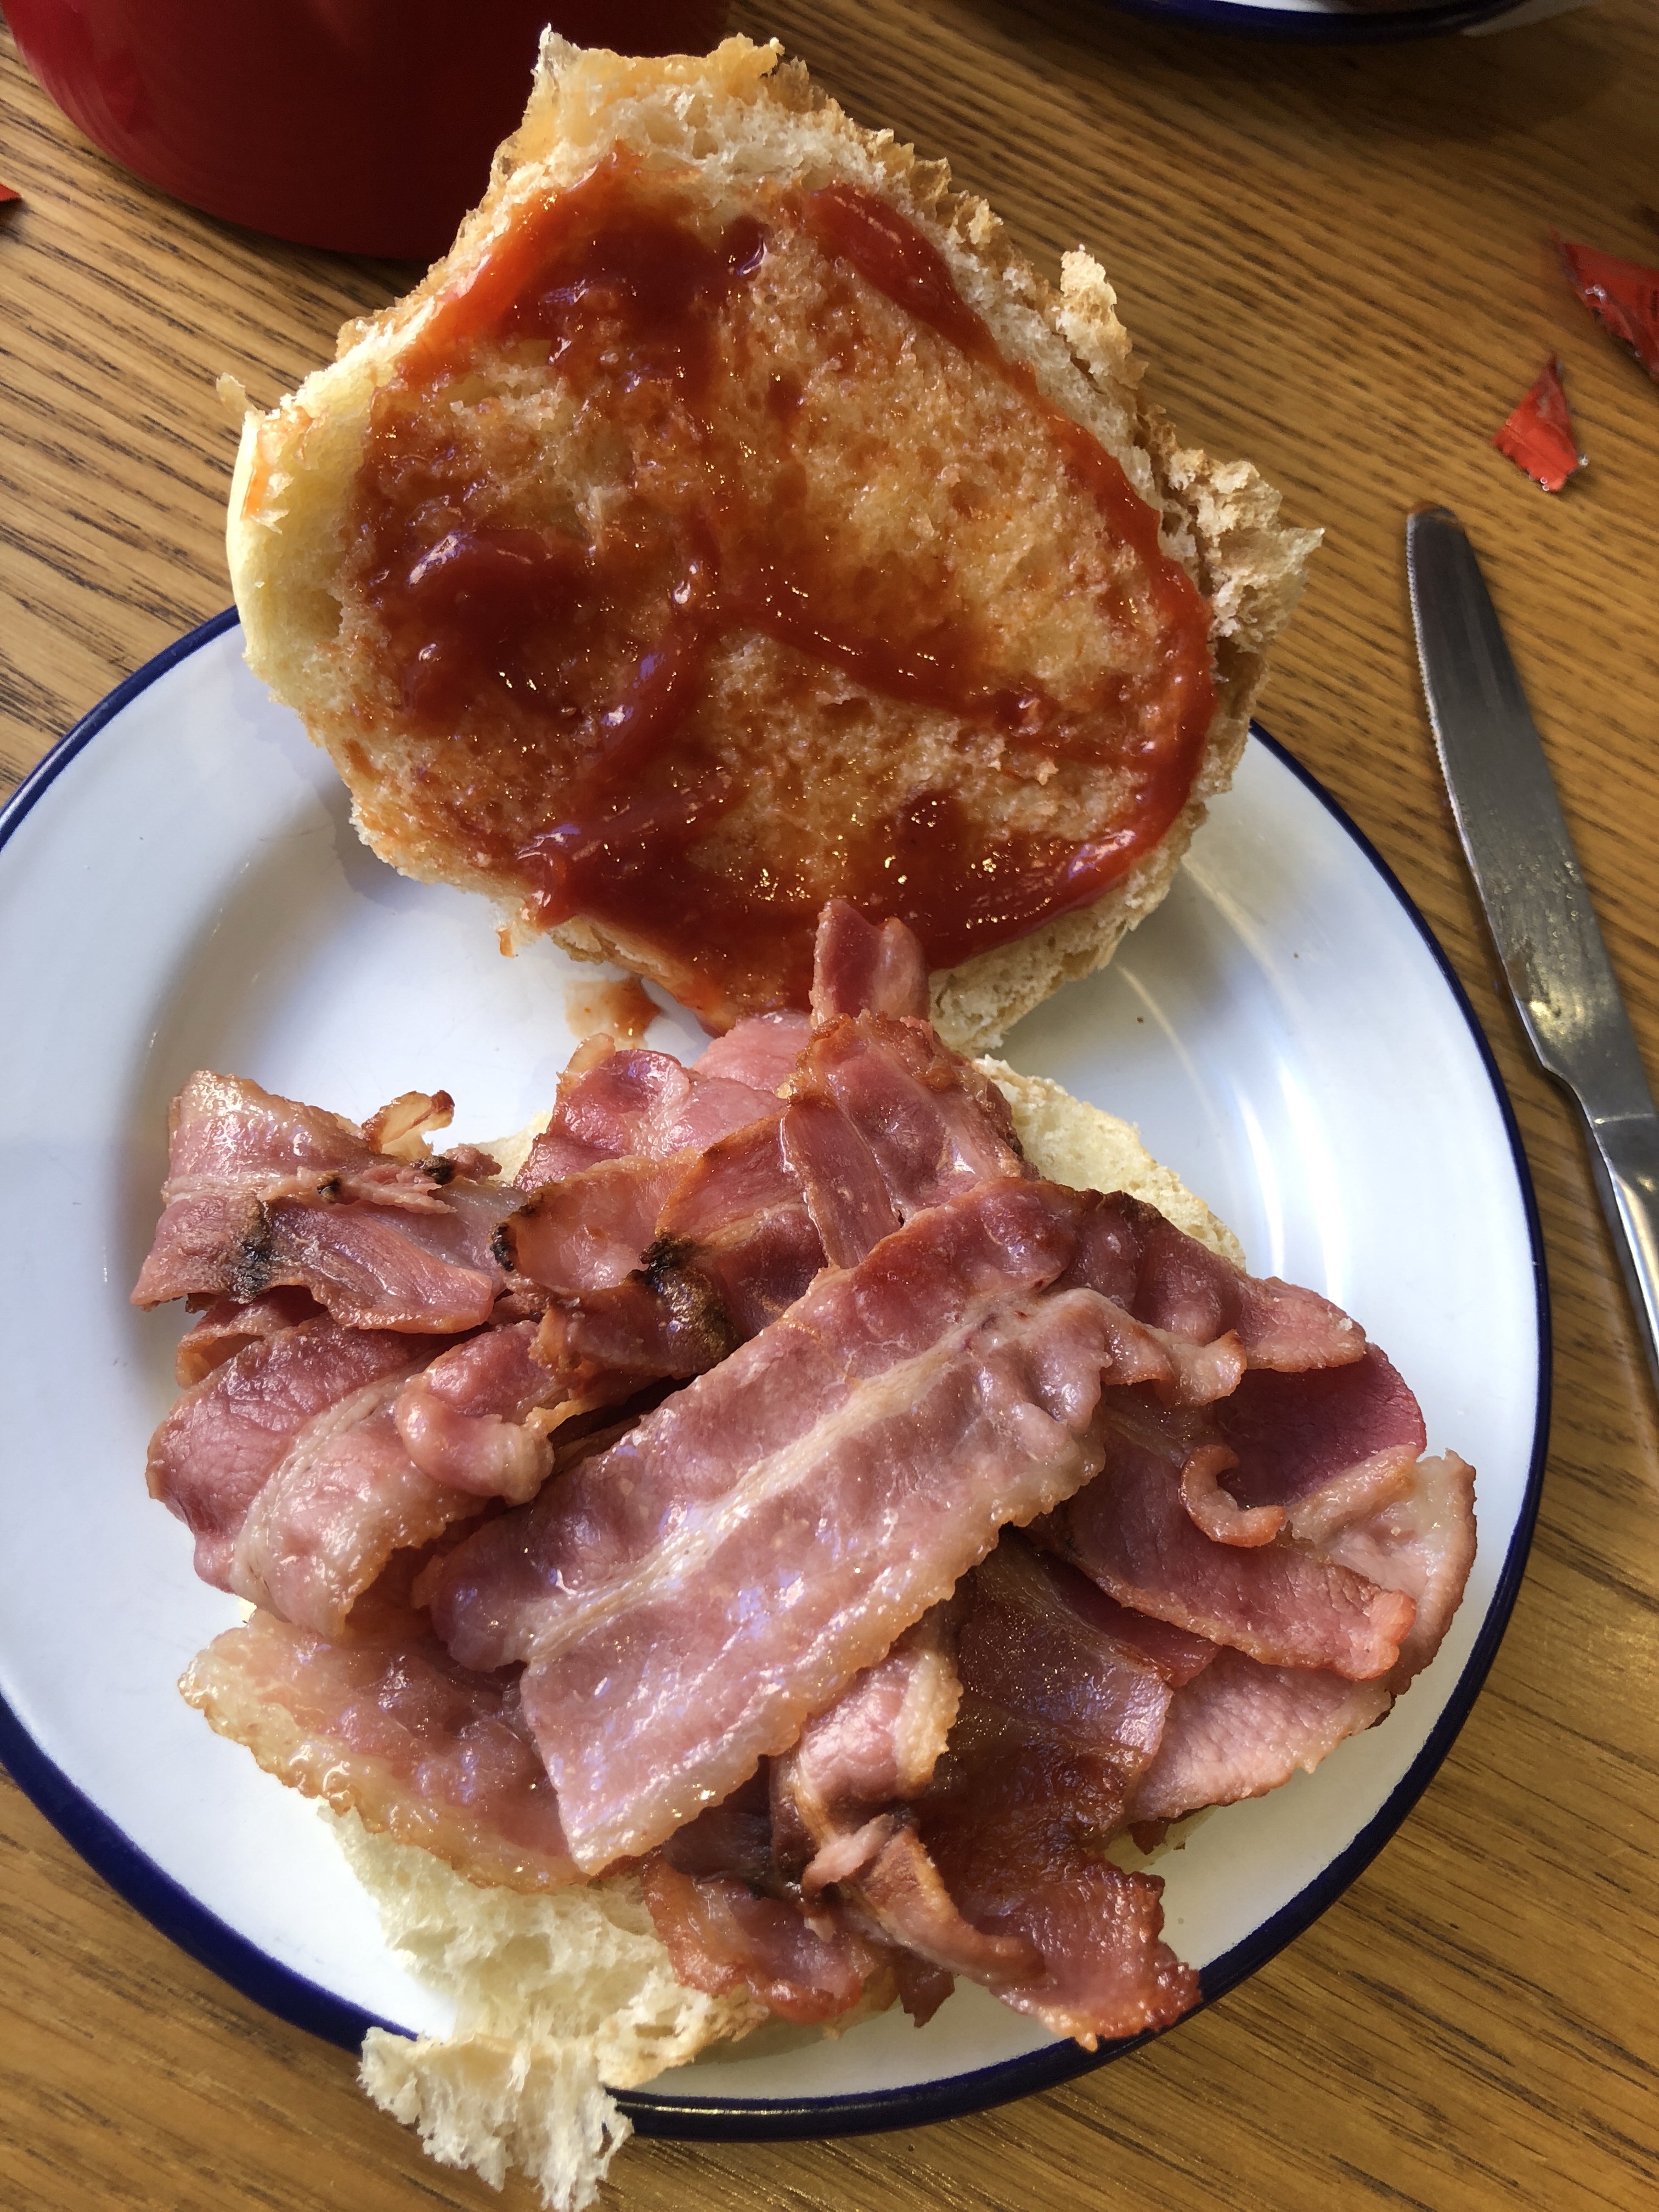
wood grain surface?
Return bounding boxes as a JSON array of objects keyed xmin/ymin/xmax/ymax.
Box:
[{"xmin": 3, "ymin": 3, "xmax": 1657, "ymax": 2207}]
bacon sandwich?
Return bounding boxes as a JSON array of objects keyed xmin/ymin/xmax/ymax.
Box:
[
  {"xmin": 225, "ymin": 35, "xmax": 1317, "ymax": 1047},
  {"xmin": 136, "ymin": 904, "xmax": 1475, "ymax": 2211}
]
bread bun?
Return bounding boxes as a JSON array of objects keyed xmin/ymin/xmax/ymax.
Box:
[
  {"xmin": 226, "ymin": 34, "xmax": 1315, "ymax": 1051},
  {"xmin": 337, "ymin": 1062, "xmax": 1238, "ymax": 2209}
]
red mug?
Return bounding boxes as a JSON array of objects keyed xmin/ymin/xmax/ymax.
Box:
[{"xmin": 7, "ymin": 1, "xmax": 730, "ymax": 259}]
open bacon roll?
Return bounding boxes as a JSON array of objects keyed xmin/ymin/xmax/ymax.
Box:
[{"xmin": 138, "ymin": 899, "xmax": 1475, "ymax": 2209}]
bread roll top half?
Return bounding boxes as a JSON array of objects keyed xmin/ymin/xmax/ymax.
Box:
[{"xmin": 228, "ymin": 35, "xmax": 1317, "ymax": 1046}]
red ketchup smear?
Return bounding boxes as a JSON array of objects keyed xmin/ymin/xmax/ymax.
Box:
[
  {"xmin": 563, "ymin": 976, "xmax": 658, "ymax": 1049},
  {"xmin": 1554, "ymin": 234, "xmax": 1659, "ymax": 382},
  {"xmin": 356, "ymin": 153, "xmax": 1216, "ymax": 1024},
  {"xmin": 1493, "ymin": 357, "xmax": 1585, "ymax": 493}
]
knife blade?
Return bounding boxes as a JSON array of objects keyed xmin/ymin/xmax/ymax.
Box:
[{"xmin": 1407, "ymin": 503, "xmax": 1659, "ymax": 1404}]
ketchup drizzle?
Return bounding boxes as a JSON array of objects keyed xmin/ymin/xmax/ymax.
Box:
[{"xmin": 352, "ymin": 153, "xmax": 1216, "ymax": 1024}]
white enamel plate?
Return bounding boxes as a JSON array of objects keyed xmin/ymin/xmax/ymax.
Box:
[{"xmin": 0, "ymin": 614, "xmax": 1545, "ymax": 2136}]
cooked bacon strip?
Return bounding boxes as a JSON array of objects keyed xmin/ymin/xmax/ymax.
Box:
[
  {"xmin": 507, "ymin": 1154, "xmax": 690, "ymax": 1293},
  {"xmin": 693, "ymin": 1009, "xmax": 813, "ymax": 1091},
  {"xmin": 514, "ymin": 1045, "xmax": 785, "ymax": 1189},
  {"xmin": 514, "ymin": 1124, "xmax": 822, "ymax": 1339},
  {"xmin": 134, "ymin": 1073, "xmax": 514, "ymax": 1332},
  {"xmin": 432, "ymin": 1177, "xmax": 1194, "ymax": 1872},
  {"xmin": 850, "ymin": 1824, "xmax": 1040, "ymax": 1985},
  {"xmin": 1215, "ymin": 1346, "xmax": 1427, "ymax": 1517},
  {"xmin": 787, "ymin": 1012, "xmax": 1026, "ymax": 1237},
  {"xmin": 1060, "ymin": 1192, "xmax": 1363, "ymax": 1372},
  {"xmin": 148, "ymin": 1318, "xmax": 431, "ymax": 1589},
  {"xmin": 774, "ymin": 1610, "xmax": 962, "ymax": 1878},
  {"xmin": 913, "ymin": 1541, "xmax": 1198, "ymax": 2043},
  {"xmin": 779, "ymin": 1089, "xmax": 900, "ymax": 1268},
  {"xmin": 1316, "ymin": 1451, "xmax": 1476, "ymax": 1690},
  {"xmin": 235, "ymin": 1186, "xmax": 510, "ymax": 1331},
  {"xmin": 1126, "ymin": 1433, "xmax": 1474, "ymax": 1821},
  {"xmin": 509, "ymin": 1120, "xmax": 824, "ymax": 1426},
  {"xmin": 647, "ymin": 1769, "xmax": 917, "ymax": 2028},
  {"xmin": 951, "ymin": 1542, "xmax": 1176, "ymax": 1772},
  {"xmin": 785, "ymin": 1007, "xmax": 1357, "ymax": 1376},
  {"xmin": 392, "ymin": 1322, "xmax": 556, "ymax": 1500},
  {"xmin": 149, "ymin": 1071, "xmax": 449, "ymax": 1212},
  {"xmin": 142, "ymin": 1185, "xmax": 510, "ymax": 1332},
  {"xmin": 148, "ymin": 1317, "xmax": 547, "ymax": 1638},
  {"xmin": 654, "ymin": 1120, "xmax": 825, "ymax": 1336},
  {"xmin": 1205, "ymin": 1353, "xmax": 1471, "ymax": 1686},
  {"xmin": 641, "ymin": 1857, "xmax": 885, "ymax": 2026},
  {"xmin": 1180, "ymin": 1448, "xmax": 1285, "ymax": 1548},
  {"xmin": 1128, "ymin": 1647, "xmax": 1392, "ymax": 1826},
  {"xmin": 636, "ymin": 1615, "xmax": 1020, "ymax": 2019},
  {"xmin": 182, "ymin": 1610, "xmax": 575, "ymax": 1891},
  {"xmin": 768, "ymin": 1607, "xmax": 1040, "ymax": 1994},
  {"xmin": 1067, "ymin": 1589, "xmax": 1219, "ymax": 1688},
  {"xmin": 661, "ymin": 1765, "xmax": 777, "ymax": 1884},
  {"xmin": 518, "ymin": 915, "xmax": 1008, "ymax": 1390},
  {"xmin": 810, "ymin": 899, "xmax": 931, "ymax": 1025},
  {"xmin": 1053, "ymin": 1394, "xmax": 1418, "ymax": 1680},
  {"xmin": 173, "ymin": 1288, "xmax": 323, "ymax": 1385},
  {"xmin": 535, "ymin": 1268, "xmax": 741, "ymax": 1400},
  {"xmin": 235, "ymin": 1396, "xmax": 483, "ymax": 1638}
]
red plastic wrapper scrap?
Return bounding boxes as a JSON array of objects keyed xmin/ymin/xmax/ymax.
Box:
[
  {"xmin": 1493, "ymin": 356, "xmax": 1585, "ymax": 493},
  {"xmin": 1555, "ymin": 234, "xmax": 1659, "ymax": 382}
]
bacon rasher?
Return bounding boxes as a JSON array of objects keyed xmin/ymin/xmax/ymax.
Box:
[
  {"xmin": 182, "ymin": 1609, "xmax": 576, "ymax": 1890},
  {"xmin": 809, "ymin": 899, "xmax": 932, "ymax": 1025},
  {"xmin": 172, "ymin": 1285, "xmax": 323, "ymax": 1385},
  {"xmin": 133, "ymin": 1072, "xmax": 514, "ymax": 1332},
  {"xmin": 146, "ymin": 1315, "xmax": 552, "ymax": 1639},
  {"xmin": 677, "ymin": 1543, "xmax": 1206, "ymax": 2042},
  {"xmin": 1052, "ymin": 1393, "xmax": 1420, "ymax": 1681},
  {"xmin": 512, "ymin": 1026, "xmax": 789, "ymax": 1189}
]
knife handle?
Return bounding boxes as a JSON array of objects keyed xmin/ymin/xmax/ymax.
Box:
[{"xmin": 1579, "ymin": 1105, "xmax": 1659, "ymax": 1406}]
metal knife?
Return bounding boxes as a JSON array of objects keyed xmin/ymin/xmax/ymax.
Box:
[{"xmin": 1407, "ymin": 503, "xmax": 1659, "ymax": 1405}]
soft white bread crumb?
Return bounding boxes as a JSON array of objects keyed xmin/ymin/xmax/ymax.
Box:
[
  {"xmin": 226, "ymin": 32, "xmax": 1317, "ymax": 1052},
  {"xmin": 337, "ymin": 1057, "xmax": 1241, "ymax": 2204},
  {"xmin": 337, "ymin": 1813, "xmax": 763, "ymax": 2209}
]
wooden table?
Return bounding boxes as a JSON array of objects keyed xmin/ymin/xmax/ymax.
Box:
[{"xmin": 3, "ymin": 3, "xmax": 1657, "ymax": 2205}]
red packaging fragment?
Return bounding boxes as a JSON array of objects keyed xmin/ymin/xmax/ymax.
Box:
[
  {"xmin": 1493, "ymin": 356, "xmax": 1585, "ymax": 494},
  {"xmin": 0, "ymin": 181, "xmax": 20, "ymax": 206},
  {"xmin": 1555, "ymin": 233, "xmax": 1659, "ymax": 381}
]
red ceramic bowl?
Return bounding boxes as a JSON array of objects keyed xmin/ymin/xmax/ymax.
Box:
[{"xmin": 8, "ymin": 0, "xmax": 730, "ymax": 259}]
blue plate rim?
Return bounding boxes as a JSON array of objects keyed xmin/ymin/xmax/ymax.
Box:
[
  {"xmin": 0, "ymin": 610, "xmax": 1551, "ymax": 2142},
  {"xmin": 1101, "ymin": 0, "xmax": 1519, "ymax": 43}
]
